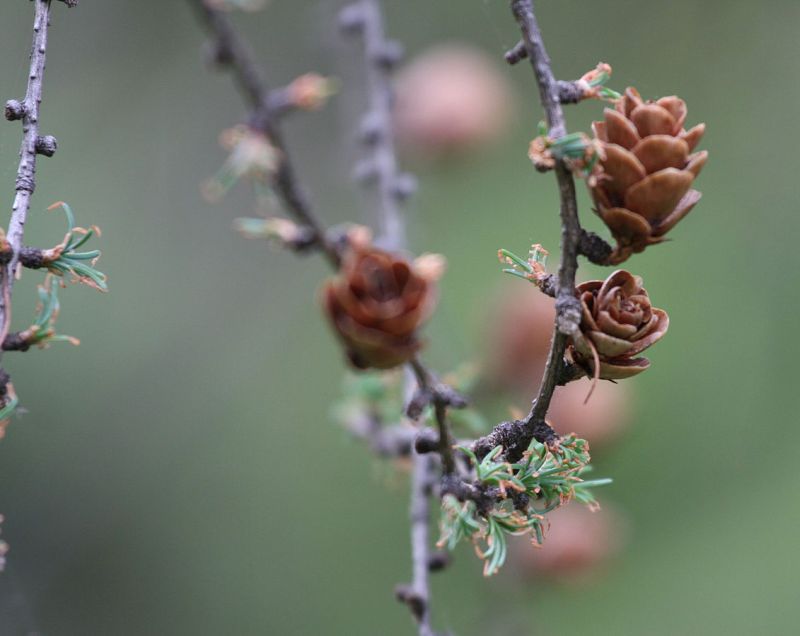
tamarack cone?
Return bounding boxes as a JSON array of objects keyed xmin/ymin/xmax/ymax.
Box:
[
  {"xmin": 569, "ymin": 270, "xmax": 669, "ymax": 380},
  {"xmin": 322, "ymin": 233, "xmax": 443, "ymax": 370},
  {"xmin": 591, "ymin": 87, "xmax": 707, "ymax": 264}
]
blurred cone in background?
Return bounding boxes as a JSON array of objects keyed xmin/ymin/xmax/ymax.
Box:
[
  {"xmin": 394, "ymin": 44, "xmax": 514, "ymax": 158},
  {"xmin": 512, "ymin": 503, "xmax": 627, "ymax": 583},
  {"xmin": 483, "ymin": 285, "xmax": 555, "ymax": 391},
  {"xmin": 549, "ymin": 378, "xmax": 630, "ymax": 448}
]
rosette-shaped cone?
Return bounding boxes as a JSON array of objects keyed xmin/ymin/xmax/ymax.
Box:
[
  {"xmin": 591, "ymin": 88, "xmax": 707, "ymax": 263},
  {"xmin": 322, "ymin": 245, "xmax": 441, "ymax": 370},
  {"xmin": 568, "ymin": 270, "xmax": 668, "ymax": 380}
]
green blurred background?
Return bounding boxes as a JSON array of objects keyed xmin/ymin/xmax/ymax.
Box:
[{"xmin": 0, "ymin": 0, "xmax": 797, "ymax": 634}]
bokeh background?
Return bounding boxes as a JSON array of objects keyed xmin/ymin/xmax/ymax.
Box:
[{"xmin": 0, "ymin": 1, "xmax": 797, "ymax": 634}]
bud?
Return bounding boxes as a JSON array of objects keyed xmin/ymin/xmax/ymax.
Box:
[
  {"xmin": 286, "ymin": 73, "xmax": 336, "ymax": 111},
  {"xmin": 233, "ymin": 217, "xmax": 315, "ymax": 250},
  {"xmin": 202, "ymin": 126, "xmax": 279, "ymax": 202},
  {"xmin": 527, "ymin": 136, "xmax": 555, "ymax": 172}
]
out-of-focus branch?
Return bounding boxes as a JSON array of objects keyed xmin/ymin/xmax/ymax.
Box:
[
  {"xmin": 188, "ymin": 0, "xmax": 341, "ymax": 268},
  {"xmin": 340, "ymin": 4, "xmax": 446, "ymax": 632},
  {"xmin": 343, "ymin": 0, "xmax": 413, "ymax": 250},
  {"xmin": 394, "ymin": 451, "xmax": 435, "ymax": 636}
]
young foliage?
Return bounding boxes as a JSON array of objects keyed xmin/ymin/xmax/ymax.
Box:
[
  {"xmin": 43, "ymin": 202, "xmax": 107, "ymax": 291},
  {"xmin": 20, "ymin": 282, "xmax": 79, "ymax": 349},
  {"xmin": 439, "ymin": 435, "xmax": 610, "ymax": 576}
]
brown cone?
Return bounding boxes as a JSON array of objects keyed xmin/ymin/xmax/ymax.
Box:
[
  {"xmin": 322, "ymin": 243, "xmax": 439, "ymax": 370},
  {"xmin": 591, "ymin": 88, "xmax": 707, "ymax": 263},
  {"xmin": 568, "ymin": 270, "xmax": 669, "ymax": 380}
]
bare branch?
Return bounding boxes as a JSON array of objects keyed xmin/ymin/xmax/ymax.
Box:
[
  {"xmin": 395, "ymin": 452, "xmax": 436, "ymax": 636},
  {"xmin": 343, "ymin": 0, "xmax": 411, "ymax": 250},
  {"xmin": 409, "ymin": 358, "xmax": 457, "ymax": 475},
  {"xmin": 0, "ymin": 0, "xmax": 60, "ymax": 346},
  {"xmin": 512, "ymin": 0, "xmax": 583, "ymax": 414},
  {"xmin": 188, "ymin": 0, "xmax": 341, "ymax": 268},
  {"xmin": 472, "ymin": 0, "xmax": 588, "ymax": 462},
  {"xmin": 340, "ymin": 4, "xmax": 446, "ymax": 631}
]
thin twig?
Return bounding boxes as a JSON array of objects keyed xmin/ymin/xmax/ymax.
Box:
[
  {"xmin": 344, "ymin": 412, "xmax": 418, "ymax": 457},
  {"xmin": 410, "ymin": 358, "xmax": 455, "ymax": 475},
  {"xmin": 341, "ymin": 5, "xmax": 441, "ymax": 631},
  {"xmin": 513, "ymin": 0, "xmax": 582, "ymax": 424},
  {"xmin": 473, "ymin": 0, "xmax": 585, "ymax": 462},
  {"xmin": 395, "ymin": 451, "xmax": 435, "ymax": 636},
  {"xmin": 352, "ymin": 0, "xmax": 407, "ymax": 249},
  {"xmin": 188, "ymin": 0, "xmax": 341, "ymax": 268},
  {"xmin": 0, "ymin": 0, "xmax": 63, "ymax": 348}
]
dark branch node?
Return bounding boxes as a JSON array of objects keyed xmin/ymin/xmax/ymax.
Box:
[
  {"xmin": 414, "ymin": 428, "xmax": 440, "ymax": 454},
  {"xmin": 556, "ymin": 80, "xmax": 585, "ymax": 104},
  {"xmin": 394, "ymin": 584, "xmax": 427, "ymax": 621},
  {"xmin": 35, "ymin": 135, "xmax": 57, "ymax": 157},
  {"xmin": 406, "ymin": 386, "xmax": 434, "ymax": 421},
  {"xmin": 57, "ymin": 0, "xmax": 79, "ymax": 7},
  {"xmin": 511, "ymin": 491, "xmax": 530, "ymax": 512},
  {"xmin": 537, "ymin": 273, "xmax": 557, "ymax": 298},
  {"xmin": 578, "ymin": 228, "xmax": 614, "ymax": 264},
  {"xmin": 406, "ymin": 382, "xmax": 467, "ymax": 421},
  {"xmin": 338, "ymin": 4, "xmax": 366, "ymax": 34},
  {"xmin": 283, "ymin": 227, "xmax": 320, "ymax": 254},
  {"xmin": 0, "ymin": 370, "xmax": 10, "ymax": 397},
  {"xmin": 530, "ymin": 417, "xmax": 559, "ymax": 447},
  {"xmin": 471, "ymin": 415, "xmax": 558, "ymax": 464},
  {"xmin": 556, "ymin": 361, "xmax": 584, "ymax": 385},
  {"xmin": 2, "ymin": 333, "xmax": 29, "ymax": 353},
  {"xmin": 427, "ymin": 551, "xmax": 451, "ymax": 573},
  {"xmin": 504, "ymin": 40, "xmax": 527, "ymax": 65},
  {"xmin": 18, "ymin": 246, "xmax": 44, "ymax": 269},
  {"xmin": 391, "ymin": 174, "xmax": 418, "ymax": 202},
  {"xmin": 358, "ymin": 112, "xmax": 383, "ymax": 145},
  {"xmin": 203, "ymin": 40, "xmax": 234, "ymax": 67},
  {"xmin": 374, "ymin": 40, "xmax": 404, "ymax": 70},
  {"xmin": 15, "ymin": 176, "xmax": 35, "ymax": 194},
  {"xmin": 0, "ymin": 245, "xmax": 13, "ymax": 267},
  {"xmin": 4, "ymin": 100, "xmax": 25, "ymax": 121},
  {"xmin": 441, "ymin": 474, "xmax": 498, "ymax": 515}
]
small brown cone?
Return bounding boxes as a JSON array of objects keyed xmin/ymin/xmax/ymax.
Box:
[
  {"xmin": 568, "ymin": 270, "xmax": 669, "ymax": 380},
  {"xmin": 591, "ymin": 88, "xmax": 707, "ymax": 263},
  {"xmin": 322, "ymin": 236, "xmax": 442, "ymax": 370}
]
